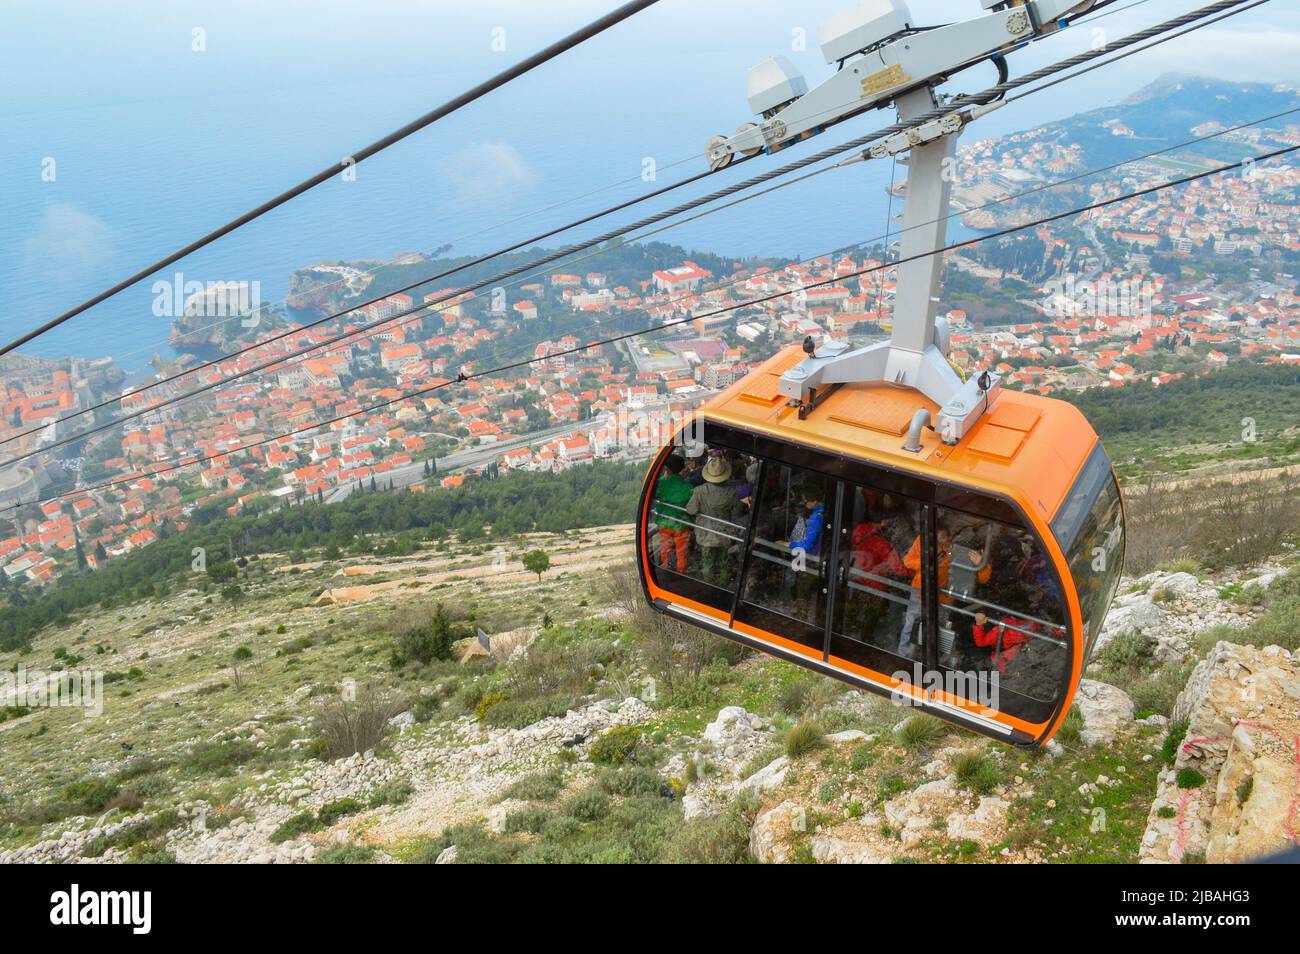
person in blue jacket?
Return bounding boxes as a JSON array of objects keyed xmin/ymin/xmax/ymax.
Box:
[{"xmin": 777, "ymin": 482, "xmax": 826, "ymax": 617}]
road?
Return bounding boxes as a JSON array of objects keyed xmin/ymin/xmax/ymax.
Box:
[{"xmin": 324, "ymin": 418, "xmax": 607, "ymax": 503}]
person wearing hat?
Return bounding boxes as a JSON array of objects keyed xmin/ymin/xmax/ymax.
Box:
[{"xmin": 686, "ymin": 455, "xmax": 744, "ymax": 586}]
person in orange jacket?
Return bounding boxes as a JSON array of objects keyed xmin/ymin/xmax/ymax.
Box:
[{"xmin": 897, "ymin": 526, "xmax": 991, "ymax": 656}]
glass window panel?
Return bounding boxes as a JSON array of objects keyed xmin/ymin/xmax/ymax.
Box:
[
  {"xmin": 934, "ymin": 508, "xmax": 1069, "ymax": 719},
  {"xmin": 645, "ymin": 444, "xmax": 756, "ymax": 613},
  {"xmin": 736, "ymin": 462, "xmax": 835, "ymax": 653},
  {"xmin": 830, "ymin": 484, "xmax": 922, "ymax": 670}
]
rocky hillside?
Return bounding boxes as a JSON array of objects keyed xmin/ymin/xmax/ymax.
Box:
[{"xmin": 0, "ymin": 525, "xmax": 1295, "ymax": 864}]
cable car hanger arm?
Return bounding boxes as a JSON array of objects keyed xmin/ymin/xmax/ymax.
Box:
[{"xmin": 707, "ymin": 0, "xmax": 1097, "ymax": 169}]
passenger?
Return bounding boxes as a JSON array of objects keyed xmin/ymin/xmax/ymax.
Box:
[
  {"xmin": 686, "ymin": 457, "xmax": 744, "ymax": 585},
  {"xmin": 1000, "ymin": 595, "xmax": 1065, "ymax": 701},
  {"xmin": 778, "ymin": 482, "xmax": 826, "ymax": 559},
  {"xmin": 776, "ymin": 482, "xmax": 827, "ymax": 614},
  {"xmin": 849, "ymin": 518, "xmax": 903, "ymax": 589},
  {"xmin": 683, "ymin": 444, "xmax": 707, "ymax": 486},
  {"xmin": 898, "ymin": 526, "xmax": 991, "ymax": 657},
  {"xmin": 840, "ymin": 516, "xmax": 904, "ymax": 643},
  {"xmin": 736, "ymin": 461, "xmax": 760, "ymax": 508},
  {"xmin": 971, "ymin": 609, "xmax": 1038, "ymax": 674},
  {"xmin": 652, "ymin": 453, "xmax": 693, "ymax": 573}
]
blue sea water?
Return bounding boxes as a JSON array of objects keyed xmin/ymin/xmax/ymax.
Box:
[{"xmin": 0, "ymin": 0, "xmax": 1288, "ymax": 369}]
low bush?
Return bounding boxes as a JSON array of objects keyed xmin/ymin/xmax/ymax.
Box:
[
  {"xmin": 588, "ymin": 726, "xmax": 643, "ymax": 767},
  {"xmin": 951, "ymin": 751, "xmax": 1001, "ymax": 796},
  {"xmin": 368, "ymin": 779, "xmax": 415, "ymax": 808},
  {"xmin": 502, "ymin": 771, "xmax": 566, "ymax": 802},
  {"xmin": 184, "ymin": 739, "xmax": 260, "ymax": 776},
  {"xmin": 560, "ymin": 788, "xmax": 610, "ymax": 823},
  {"xmin": 785, "ymin": 719, "xmax": 825, "ymax": 759},
  {"xmin": 316, "ymin": 798, "xmax": 364, "ymax": 827},
  {"xmin": 312, "ymin": 691, "xmax": 402, "ymax": 760},
  {"xmin": 896, "ymin": 714, "xmax": 945, "ymax": 751},
  {"xmin": 314, "ymin": 843, "xmax": 378, "ymax": 864}
]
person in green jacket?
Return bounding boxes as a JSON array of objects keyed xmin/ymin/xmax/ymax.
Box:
[{"xmin": 653, "ymin": 454, "xmax": 694, "ymax": 573}]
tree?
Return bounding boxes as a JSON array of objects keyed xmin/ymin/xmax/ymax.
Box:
[
  {"xmin": 390, "ymin": 603, "xmax": 458, "ymax": 666},
  {"xmin": 230, "ymin": 645, "xmax": 252, "ymax": 691},
  {"xmin": 522, "ymin": 549, "xmax": 550, "ymax": 583}
]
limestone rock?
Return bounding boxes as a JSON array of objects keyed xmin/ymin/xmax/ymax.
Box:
[
  {"xmin": 811, "ymin": 835, "xmax": 889, "ymax": 864},
  {"xmin": 946, "ymin": 797, "xmax": 1008, "ymax": 847},
  {"xmin": 1075, "ymin": 679, "xmax": 1134, "ymax": 745},
  {"xmin": 749, "ymin": 800, "xmax": 805, "ymax": 864}
]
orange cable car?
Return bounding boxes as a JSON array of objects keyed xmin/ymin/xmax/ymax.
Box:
[
  {"xmin": 636, "ymin": 347, "xmax": 1125, "ymax": 747},
  {"xmin": 639, "ymin": 39, "xmax": 1127, "ymax": 747}
]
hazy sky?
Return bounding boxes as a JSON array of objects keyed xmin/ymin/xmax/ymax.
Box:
[{"xmin": 2, "ymin": 0, "xmax": 1297, "ymax": 362}]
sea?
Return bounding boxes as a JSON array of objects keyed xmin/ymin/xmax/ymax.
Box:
[{"xmin": 0, "ymin": 0, "xmax": 1278, "ymax": 370}]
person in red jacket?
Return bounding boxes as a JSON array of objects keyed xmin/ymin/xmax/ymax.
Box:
[
  {"xmin": 849, "ymin": 521, "xmax": 903, "ymax": 589},
  {"xmin": 971, "ymin": 611, "xmax": 1039, "ymax": 674}
]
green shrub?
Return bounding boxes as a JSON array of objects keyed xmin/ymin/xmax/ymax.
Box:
[
  {"xmin": 315, "ymin": 843, "xmax": 378, "ymax": 864},
  {"xmin": 278, "ymin": 636, "xmax": 314, "ymax": 656},
  {"xmin": 83, "ymin": 809, "xmax": 181, "ymax": 858},
  {"xmin": 1099, "ymin": 630, "xmax": 1154, "ymax": 670},
  {"xmin": 62, "ymin": 778, "xmax": 120, "ymax": 814},
  {"xmin": 1056, "ymin": 707, "xmax": 1084, "ymax": 747},
  {"xmin": 503, "ymin": 806, "xmax": 552, "ymax": 834},
  {"xmin": 596, "ymin": 767, "xmax": 663, "ymax": 798},
  {"xmin": 896, "ymin": 714, "xmax": 945, "ymax": 751},
  {"xmin": 269, "ymin": 812, "xmax": 320, "ymax": 843},
  {"xmin": 1242, "ymin": 592, "xmax": 1300, "ymax": 652},
  {"xmin": 785, "ymin": 719, "xmax": 825, "ymax": 759},
  {"xmin": 540, "ymin": 815, "xmax": 582, "ymax": 841},
  {"xmin": 1176, "ymin": 768, "xmax": 1206, "ymax": 789},
  {"xmin": 849, "ymin": 745, "xmax": 874, "ymax": 772},
  {"xmin": 368, "ymin": 779, "xmax": 415, "ymax": 808},
  {"xmin": 1127, "ymin": 663, "xmax": 1194, "ymax": 719},
  {"xmin": 1162, "ymin": 719, "xmax": 1189, "ymax": 766},
  {"xmin": 414, "ymin": 823, "xmax": 520, "ymax": 865},
  {"xmin": 660, "ymin": 794, "xmax": 759, "ymax": 864},
  {"xmin": 588, "ymin": 726, "xmax": 642, "ymax": 767},
  {"xmin": 502, "ymin": 770, "xmax": 566, "ymax": 802},
  {"xmin": 951, "ymin": 751, "xmax": 1001, "ymax": 796},
  {"xmin": 485, "ymin": 693, "xmax": 579, "ymax": 729},
  {"xmin": 317, "ymin": 798, "xmax": 364, "ymax": 827},
  {"xmin": 561, "ymin": 787, "xmax": 610, "ymax": 822},
  {"xmin": 184, "ymin": 739, "xmax": 260, "ymax": 775},
  {"xmin": 390, "ymin": 604, "xmax": 459, "ymax": 667}
]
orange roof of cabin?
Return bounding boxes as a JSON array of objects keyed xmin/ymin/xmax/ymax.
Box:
[{"xmin": 701, "ymin": 345, "xmax": 1099, "ymax": 528}]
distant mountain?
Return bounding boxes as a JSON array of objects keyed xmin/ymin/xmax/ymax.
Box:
[{"xmin": 1032, "ymin": 74, "xmax": 1300, "ymax": 167}]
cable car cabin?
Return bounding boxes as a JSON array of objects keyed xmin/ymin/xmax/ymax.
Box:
[{"xmin": 637, "ymin": 345, "xmax": 1125, "ymax": 748}]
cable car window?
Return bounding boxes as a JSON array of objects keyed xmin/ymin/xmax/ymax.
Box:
[
  {"xmin": 933, "ymin": 509, "xmax": 1069, "ymax": 716},
  {"xmin": 829, "ymin": 484, "xmax": 920, "ymax": 670},
  {"xmin": 1058, "ymin": 449, "xmax": 1125, "ymax": 660},
  {"xmin": 736, "ymin": 462, "xmax": 835, "ymax": 654},
  {"xmin": 645, "ymin": 444, "xmax": 756, "ymax": 612}
]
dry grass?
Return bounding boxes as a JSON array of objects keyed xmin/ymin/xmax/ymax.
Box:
[
  {"xmin": 312, "ymin": 690, "xmax": 404, "ymax": 760},
  {"xmin": 1123, "ymin": 471, "xmax": 1299, "ymax": 575}
]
